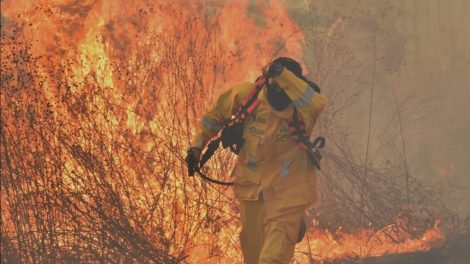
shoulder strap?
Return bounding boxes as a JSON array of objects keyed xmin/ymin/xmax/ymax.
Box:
[
  {"xmin": 288, "ymin": 108, "xmax": 310, "ymax": 150},
  {"xmin": 234, "ymin": 77, "xmax": 265, "ymax": 122},
  {"xmin": 288, "ymin": 108, "xmax": 326, "ymax": 169}
]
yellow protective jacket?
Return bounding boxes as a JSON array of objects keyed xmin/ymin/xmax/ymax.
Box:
[{"xmin": 192, "ymin": 68, "xmax": 327, "ymax": 219}]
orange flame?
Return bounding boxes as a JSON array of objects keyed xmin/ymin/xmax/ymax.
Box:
[{"xmin": 296, "ymin": 219, "xmax": 444, "ymax": 262}]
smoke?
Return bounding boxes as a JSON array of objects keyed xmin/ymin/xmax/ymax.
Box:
[{"xmin": 289, "ymin": 0, "xmax": 470, "ymax": 221}]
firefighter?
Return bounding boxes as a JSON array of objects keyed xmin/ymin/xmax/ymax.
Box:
[{"xmin": 186, "ymin": 57, "xmax": 327, "ymax": 263}]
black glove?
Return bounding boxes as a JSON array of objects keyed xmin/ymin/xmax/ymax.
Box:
[
  {"xmin": 220, "ymin": 122, "xmax": 245, "ymax": 154},
  {"xmin": 185, "ymin": 147, "xmax": 201, "ymax": 177}
]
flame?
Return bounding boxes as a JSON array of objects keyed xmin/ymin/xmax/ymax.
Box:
[
  {"xmin": 295, "ymin": 219, "xmax": 445, "ymax": 262},
  {"xmin": 1, "ymin": 0, "xmax": 446, "ymax": 263}
]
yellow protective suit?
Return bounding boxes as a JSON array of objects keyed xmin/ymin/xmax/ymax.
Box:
[{"xmin": 192, "ymin": 68, "xmax": 327, "ymax": 263}]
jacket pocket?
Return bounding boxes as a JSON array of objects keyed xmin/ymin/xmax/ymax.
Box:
[{"xmin": 233, "ymin": 164, "xmax": 261, "ymax": 200}]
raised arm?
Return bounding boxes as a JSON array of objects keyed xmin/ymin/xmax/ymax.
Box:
[{"xmin": 273, "ymin": 68, "xmax": 327, "ymax": 123}]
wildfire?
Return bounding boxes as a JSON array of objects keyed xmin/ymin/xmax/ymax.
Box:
[
  {"xmin": 1, "ymin": 0, "xmax": 446, "ymax": 263},
  {"xmin": 295, "ymin": 219, "xmax": 445, "ymax": 262}
]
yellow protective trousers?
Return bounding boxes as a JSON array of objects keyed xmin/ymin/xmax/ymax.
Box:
[{"xmin": 239, "ymin": 194, "xmax": 305, "ymax": 264}]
